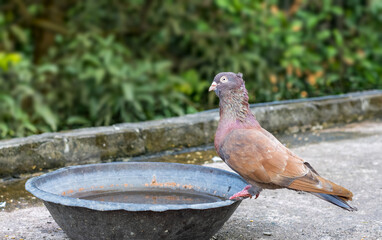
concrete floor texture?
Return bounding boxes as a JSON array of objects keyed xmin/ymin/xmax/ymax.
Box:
[{"xmin": 1, "ymin": 121, "xmax": 381, "ymax": 239}]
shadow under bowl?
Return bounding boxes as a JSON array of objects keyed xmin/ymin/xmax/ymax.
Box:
[{"xmin": 25, "ymin": 162, "xmax": 247, "ymax": 240}]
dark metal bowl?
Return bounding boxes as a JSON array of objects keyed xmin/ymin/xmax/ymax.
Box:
[{"xmin": 25, "ymin": 162, "xmax": 247, "ymax": 240}]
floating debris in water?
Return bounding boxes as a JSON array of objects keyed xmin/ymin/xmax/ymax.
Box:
[
  {"xmin": 0, "ymin": 201, "xmax": 6, "ymax": 208},
  {"xmin": 212, "ymin": 156, "xmax": 222, "ymax": 162}
]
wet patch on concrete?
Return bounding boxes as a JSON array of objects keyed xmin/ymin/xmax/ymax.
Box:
[
  {"xmin": 0, "ymin": 175, "xmax": 43, "ymax": 212},
  {"xmin": 127, "ymin": 147, "xmax": 218, "ymax": 165}
]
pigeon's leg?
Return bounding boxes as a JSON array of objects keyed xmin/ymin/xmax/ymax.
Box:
[{"xmin": 229, "ymin": 185, "xmax": 260, "ymax": 200}]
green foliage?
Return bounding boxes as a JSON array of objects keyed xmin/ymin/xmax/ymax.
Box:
[
  {"xmin": 0, "ymin": 58, "xmax": 56, "ymax": 137},
  {"xmin": 0, "ymin": 0, "xmax": 382, "ymax": 139},
  {"xmin": 50, "ymin": 33, "xmax": 192, "ymax": 124},
  {"xmin": 0, "ymin": 52, "xmax": 21, "ymax": 71},
  {"xmin": 0, "ymin": 33, "xmax": 191, "ymax": 137}
]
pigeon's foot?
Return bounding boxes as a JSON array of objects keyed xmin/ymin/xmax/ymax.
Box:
[{"xmin": 229, "ymin": 185, "xmax": 260, "ymax": 200}]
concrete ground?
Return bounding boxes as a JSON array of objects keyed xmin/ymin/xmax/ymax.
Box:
[{"xmin": 1, "ymin": 121, "xmax": 381, "ymax": 239}]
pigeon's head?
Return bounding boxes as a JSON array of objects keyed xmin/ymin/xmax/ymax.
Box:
[{"xmin": 209, "ymin": 72, "xmax": 244, "ymax": 97}]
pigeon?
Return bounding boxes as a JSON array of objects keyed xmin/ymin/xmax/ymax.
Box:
[{"xmin": 209, "ymin": 72, "xmax": 356, "ymax": 211}]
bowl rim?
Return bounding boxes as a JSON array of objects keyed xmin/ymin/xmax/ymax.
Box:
[{"xmin": 25, "ymin": 162, "xmax": 247, "ymax": 212}]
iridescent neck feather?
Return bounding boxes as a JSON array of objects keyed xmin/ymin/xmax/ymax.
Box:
[{"xmin": 219, "ymin": 84, "xmax": 255, "ymax": 124}]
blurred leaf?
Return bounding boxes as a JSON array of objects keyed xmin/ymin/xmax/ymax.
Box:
[
  {"xmin": 67, "ymin": 116, "xmax": 90, "ymax": 125},
  {"xmin": 317, "ymin": 30, "xmax": 331, "ymax": 40},
  {"xmin": 333, "ymin": 30, "xmax": 343, "ymax": 46},
  {"xmin": 122, "ymin": 83, "xmax": 134, "ymax": 101},
  {"xmin": 34, "ymin": 104, "xmax": 58, "ymax": 131},
  {"xmin": 0, "ymin": 123, "xmax": 9, "ymax": 137},
  {"xmin": 10, "ymin": 25, "xmax": 28, "ymax": 43},
  {"xmin": 37, "ymin": 64, "xmax": 58, "ymax": 74}
]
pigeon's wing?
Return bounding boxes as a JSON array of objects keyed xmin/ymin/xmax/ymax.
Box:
[{"xmin": 218, "ymin": 128, "xmax": 353, "ymax": 200}]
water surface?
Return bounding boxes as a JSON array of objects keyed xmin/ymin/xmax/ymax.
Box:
[{"xmin": 71, "ymin": 188, "xmax": 225, "ymax": 205}]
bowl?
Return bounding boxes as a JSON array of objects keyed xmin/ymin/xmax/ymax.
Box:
[{"xmin": 25, "ymin": 162, "xmax": 247, "ymax": 240}]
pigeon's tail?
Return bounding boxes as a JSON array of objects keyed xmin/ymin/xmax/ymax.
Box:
[
  {"xmin": 287, "ymin": 163, "xmax": 356, "ymax": 211},
  {"xmin": 310, "ymin": 192, "xmax": 357, "ymax": 211}
]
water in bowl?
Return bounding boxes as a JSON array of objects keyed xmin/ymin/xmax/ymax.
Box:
[{"xmin": 71, "ymin": 188, "xmax": 225, "ymax": 205}]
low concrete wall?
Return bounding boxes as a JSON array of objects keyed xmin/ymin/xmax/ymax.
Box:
[{"xmin": 1, "ymin": 90, "xmax": 381, "ymax": 177}]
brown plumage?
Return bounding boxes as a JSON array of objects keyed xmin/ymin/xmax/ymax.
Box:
[{"xmin": 209, "ymin": 72, "xmax": 356, "ymax": 211}]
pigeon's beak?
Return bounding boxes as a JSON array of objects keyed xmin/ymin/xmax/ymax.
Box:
[{"xmin": 209, "ymin": 82, "xmax": 217, "ymax": 92}]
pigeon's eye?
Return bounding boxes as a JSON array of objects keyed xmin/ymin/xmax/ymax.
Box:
[{"xmin": 220, "ymin": 76, "xmax": 228, "ymax": 83}]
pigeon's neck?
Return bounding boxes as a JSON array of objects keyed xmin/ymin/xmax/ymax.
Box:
[
  {"xmin": 219, "ymin": 86, "xmax": 256, "ymax": 124},
  {"xmin": 215, "ymin": 86, "xmax": 260, "ymax": 150}
]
